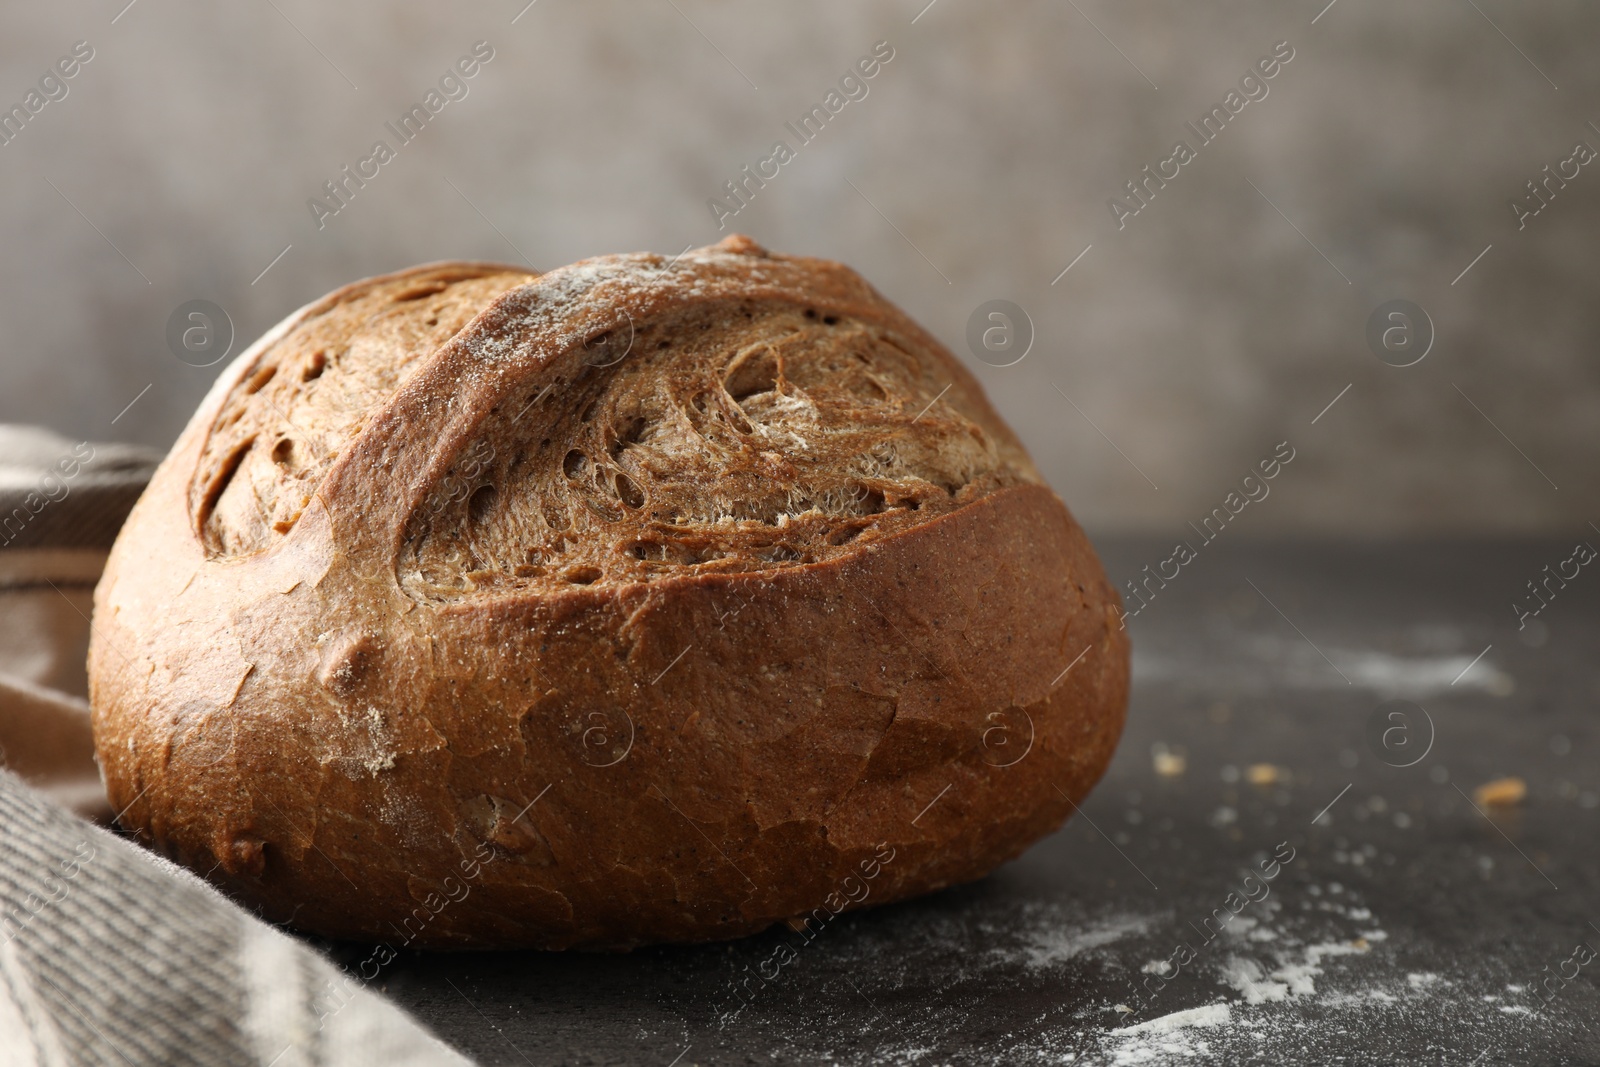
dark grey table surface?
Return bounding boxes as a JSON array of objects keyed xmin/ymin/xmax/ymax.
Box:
[{"xmin": 329, "ymin": 538, "xmax": 1600, "ymax": 1066}]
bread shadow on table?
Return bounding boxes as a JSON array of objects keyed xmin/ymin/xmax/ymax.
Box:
[{"xmin": 308, "ymin": 854, "xmax": 1154, "ymax": 1050}]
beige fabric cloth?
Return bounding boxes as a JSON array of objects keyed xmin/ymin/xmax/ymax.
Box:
[
  {"xmin": 0, "ymin": 546, "xmax": 108, "ymax": 818},
  {"xmin": 0, "ymin": 424, "xmax": 166, "ymax": 816},
  {"xmin": 0, "ymin": 547, "xmax": 103, "ymax": 695}
]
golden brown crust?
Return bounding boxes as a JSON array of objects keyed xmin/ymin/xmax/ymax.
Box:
[{"xmin": 89, "ymin": 236, "xmax": 1128, "ymax": 949}]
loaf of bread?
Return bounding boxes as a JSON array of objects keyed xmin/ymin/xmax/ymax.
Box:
[{"xmin": 89, "ymin": 235, "xmax": 1128, "ymax": 949}]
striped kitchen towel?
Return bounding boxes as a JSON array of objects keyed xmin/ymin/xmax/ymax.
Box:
[{"xmin": 0, "ymin": 769, "xmax": 473, "ymax": 1066}]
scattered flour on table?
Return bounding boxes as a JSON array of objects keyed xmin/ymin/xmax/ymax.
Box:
[
  {"xmin": 1120, "ymin": 1003, "xmax": 1231, "ymax": 1035},
  {"xmin": 778, "ymin": 885, "xmax": 1538, "ymax": 1066},
  {"xmin": 1134, "ymin": 636, "xmax": 1513, "ymax": 697},
  {"xmin": 1104, "ymin": 1004, "xmax": 1231, "ymax": 1065},
  {"xmin": 1220, "ymin": 935, "xmax": 1378, "ymax": 1003},
  {"xmin": 1022, "ymin": 913, "xmax": 1153, "ymax": 969},
  {"xmin": 1070, "ymin": 892, "xmax": 1481, "ymax": 1065}
]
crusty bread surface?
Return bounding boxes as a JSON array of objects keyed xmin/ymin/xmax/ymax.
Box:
[{"xmin": 89, "ymin": 235, "xmax": 1128, "ymax": 948}]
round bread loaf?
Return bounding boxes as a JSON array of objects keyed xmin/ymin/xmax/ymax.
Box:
[{"xmin": 89, "ymin": 235, "xmax": 1128, "ymax": 949}]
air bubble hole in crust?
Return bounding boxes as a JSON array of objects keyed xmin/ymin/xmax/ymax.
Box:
[
  {"xmin": 615, "ymin": 472, "xmax": 645, "ymax": 509},
  {"xmin": 586, "ymin": 495, "xmax": 623, "ymax": 523},
  {"xmin": 245, "ymin": 365, "xmax": 277, "ymax": 395},
  {"xmin": 197, "ymin": 436, "xmax": 254, "ymax": 533},
  {"xmin": 395, "ymin": 283, "xmax": 449, "ymax": 302},
  {"xmin": 827, "ymin": 525, "xmax": 867, "ymax": 546},
  {"xmin": 725, "ymin": 405, "xmax": 755, "ymax": 435},
  {"xmin": 468, "ymin": 485, "xmax": 498, "ymax": 523},
  {"xmin": 619, "ymin": 416, "xmax": 649, "ymax": 450},
  {"xmin": 724, "ymin": 349, "xmax": 779, "ymax": 402}
]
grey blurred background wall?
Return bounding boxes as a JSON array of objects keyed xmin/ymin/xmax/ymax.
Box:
[{"xmin": 1, "ymin": 0, "xmax": 1595, "ymax": 534}]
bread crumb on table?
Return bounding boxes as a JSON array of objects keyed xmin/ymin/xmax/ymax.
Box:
[
  {"xmin": 1246, "ymin": 763, "xmax": 1285, "ymax": 786},
  {"xmin": 1151, "ymin": 742, "xmax": 1186, "ymax": 777},
  {"xmin": 1473, "ymin": 776, "xmax": 1527, "ymax": 808}
]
